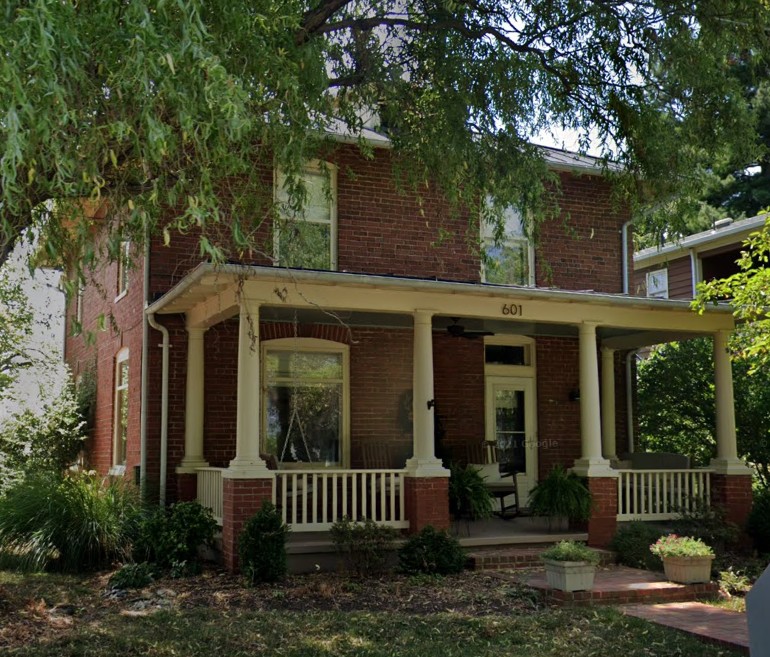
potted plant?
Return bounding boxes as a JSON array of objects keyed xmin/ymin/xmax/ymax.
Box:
[
  {"xmin": 541, "ymin": 540, "xmax": 600, "ymax": 592},
  {"xmin": 527, "ymin": 466, "xmax": 592, "ymax": 531},
  {"xmin": 649, "ymin": 534, "xmax": 715, "ymax": 584},
  {"xmin": 448, "ymin": 463, "xmax": 493, "ymax": 521}
]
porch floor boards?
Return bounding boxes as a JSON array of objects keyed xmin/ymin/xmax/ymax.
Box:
[{"xmin": 527, "ymin": 566, "xmax": 719, "ymax": 607}]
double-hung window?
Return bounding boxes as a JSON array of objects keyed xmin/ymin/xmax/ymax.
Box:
[
  {"xmin": 262, "ymin": 339, "xmax": 348, "ymax": 467},
  {"xmin": 274, "ymin": 163, "xmax": 337, "ymax": 271},
  {"xmin": 113, "ymin": 348, "xmax": 129, "ymax": 469},
  {"xmin": 481, "ymin": 206, "xmax": 534, "ymax": 286}
]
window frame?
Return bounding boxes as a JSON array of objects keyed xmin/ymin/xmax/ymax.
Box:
[
  {"xmin": 111, "ymin": 348, "xmax": 130, "ymax": 473},
  {"xmin": 261, "ymin": 337, "xmax": 350, "ymax": 469},
  {"xmin": 116, "ymin": 239, "xmax": 131, "ymax": 301},
  {"xmin": 273, "ymin": 161, "xmax": 338, "ymax": 271},
  {"xmin": 646, "ymin": 268, "xmax": 669, "ymax": 299},
  {"xmin": 480, "ymin": 205, "xmax": 535, "ymax": 287}
]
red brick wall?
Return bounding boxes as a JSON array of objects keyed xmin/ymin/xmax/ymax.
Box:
[
  {"xmin": 536, "ymin": 337, "xmax": 581, "ymax": 477},
  {"xmin": 64, "ymin": 236, "xmax": 146, "ymax": 478},
  {"xmin": 536, "ymin": 172, "xmax": 628, "ymax": 293},
  {"xmin": 433, "ymin": 334, "xmax": 485, "ymax": 461}
]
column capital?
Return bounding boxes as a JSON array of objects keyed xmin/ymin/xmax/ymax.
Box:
[
  {"xmin": 413, "ymin": 309, "xmax": 436, "ymax": 324},
  {"xmin": 185, "ymin": 325, "xmax": 207, "ymax": 337},
  {"xmin": 601, "ymin": 346, "xmax": 616, "ymax": 356}
]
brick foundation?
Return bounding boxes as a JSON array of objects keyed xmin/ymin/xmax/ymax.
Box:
[
  {"xmin": 711, "ymin": 474, "xmax": 753, "ymax": 530},
  {"xmin": 222, "ymin": 477, "xmax": 274, "ymax": 572},
  {"xmin": 176, "ymin": 473, "xmax": 198, "ymax": 502},
  {"xmin": 587, "ymin": 477, "xmax": 618, "ymax": 548},
  {"xmin": 404, "ymin": 476, "xmax": 450, "ymax": 532}
]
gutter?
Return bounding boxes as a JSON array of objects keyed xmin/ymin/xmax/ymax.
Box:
[{"xmin": 146, "ymin": 262, "xmax": 735, "ymax": 317}]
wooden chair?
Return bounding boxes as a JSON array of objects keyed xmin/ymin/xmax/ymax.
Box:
[{"xmin": 466, "ymin": 442, "xmax": 519, "ymax": 519}]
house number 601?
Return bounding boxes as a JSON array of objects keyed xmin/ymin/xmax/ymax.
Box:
[{"xmin": 501, "ymin": 303, "xmax": 523, "ymax": 316}]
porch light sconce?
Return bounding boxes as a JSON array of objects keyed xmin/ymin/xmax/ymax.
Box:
[
  {"xmin": 569, "ymin": 388, "xmax": 580, "ymax": 402},
  {"xmin": 427, "ymin": 399, "xmax": 436, "ymax": 410}
]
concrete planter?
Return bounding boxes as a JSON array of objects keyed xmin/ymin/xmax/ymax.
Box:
[
  {"xmin": 662, "ymin": 555, "xmax": 715, "ymax": 584},
  {"xmin": 543, "ymin": 559, "xmax": 596, "ymax": 592}
]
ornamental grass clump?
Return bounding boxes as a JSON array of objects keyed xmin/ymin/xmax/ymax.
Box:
[
  {"xmin": 649, "ymin": 534, "xmax": 714, "ymax": 559},
  {"xmin": 540, "ymin": 540, "xmax": 600, "ymax": 565}
]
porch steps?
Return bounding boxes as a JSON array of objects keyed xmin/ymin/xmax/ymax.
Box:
[
  {"xmin": 466, "ymin": 546, "xmax": 616, "ymax": 572},
  {"xmin": 528, "ymin": 566, "xmax": 720, "ymax": 607}
]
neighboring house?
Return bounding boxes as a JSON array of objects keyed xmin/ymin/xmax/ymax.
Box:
[
  {"xmin": 634, "ymin": 214, "xmax": 769, "ymax": 300},
  {"xmin": 65, "ymin": 137, "xmax": 752, "ymax": 572}
]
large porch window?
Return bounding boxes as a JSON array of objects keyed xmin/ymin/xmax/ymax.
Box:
[{"xmin": 262, "ymin": 338, "xmax": 349, "ymax": 467}]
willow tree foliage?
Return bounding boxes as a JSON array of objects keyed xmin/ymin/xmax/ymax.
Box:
[{"xmin": 2, "ymin": 0, "xmax": 768, "ymax": 276}]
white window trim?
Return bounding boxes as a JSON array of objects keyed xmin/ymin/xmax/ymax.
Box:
[
  {"xmin": 480, "ymin": 207, "xmax": 535, "ymax": 287},
  {"xmin": 261, "ymin": 337, "xmax": 350, "ymax": 468},
  {"xmin": 115, "ymin": 240, "xmax": 131, "ymax": 302},
  {"xmin": 646, "ymin": 268, "xmax": 669, "ymax": 299},
  {"xmin": 110, "ymin": 347, "xmax": 130, "ymax": 472},
  {"xmin": 273, "ymin": 161, "xmax": 338, "ymax": 271},
  {"xmin": 483, "ymin": 335, "xmax": 536, "ymax": 378}
]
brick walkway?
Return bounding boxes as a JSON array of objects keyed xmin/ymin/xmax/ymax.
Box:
[{"xmin": 623, "ymin": 602, "xmax": 749, "ymax": 654}]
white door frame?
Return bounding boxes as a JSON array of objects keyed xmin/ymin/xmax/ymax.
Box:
[{"xmin": 484, "ymin": 375, "xmax": 538, "ymax": 503}]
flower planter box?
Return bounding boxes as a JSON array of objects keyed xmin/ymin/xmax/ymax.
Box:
[
  {"xmin": 543, "ymin": 559, "xmax": 596, "ymax": 592},
  {"xmin": 662, "ymin": 555, "xmax": 714, "ymax": 584}
]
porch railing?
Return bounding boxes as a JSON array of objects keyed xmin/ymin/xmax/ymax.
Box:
[
  {"xmin": 274, "ymin": 470, "xmax": 409, "ymax": 532},
  {"xmin": 616, "ymin": 468, "xmax": 712, "ymax": 521},
  {"xmin": 196, "ymin": 466, "xmax": 225, "ymax": 524}
]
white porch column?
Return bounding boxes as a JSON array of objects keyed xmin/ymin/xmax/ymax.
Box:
[
  {"xmin": 177, "ymin": 327, "xmax": 209, "ymax": 472},
  {"xmin": 224, "ymin": 298, "xmax": 272, "ymax": 479},
  {"xmin": 573, "ymin": 322, "xmax": 614, "ymax": 477},
  {"xmin": 405, "ymin": 309, "xmax": 447, "ymax": 477},
  {"xmin": 711, "ymin": 330, "xmax": 750, "ymax": 474},
  {"xmin": 600, "ymin": 347, "xmax": 617, "ymax": 461}
]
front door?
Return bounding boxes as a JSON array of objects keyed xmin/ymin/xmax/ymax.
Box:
[{"xmin": 484, "ymin": 376, "xmax": 538, "ymax": 504}]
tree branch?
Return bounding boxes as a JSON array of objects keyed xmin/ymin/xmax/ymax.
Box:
[{"xmin": 296, "ymin": 0, "xmax": 356, "ymax": 45}]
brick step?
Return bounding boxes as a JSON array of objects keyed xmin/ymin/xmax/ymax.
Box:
[{"xmin": 466, "ymin": 546, "xmax": 616, "ymax": 571}]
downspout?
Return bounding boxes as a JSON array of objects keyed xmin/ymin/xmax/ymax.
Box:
[
  {"xmin": 689, "ymin": 248, "xmax": 700, "ymax": 298},
  {"xmin": 147, "ymin": 312, "xmax": 170, "ymax": 507},
  {"xmin": 139, "ymin": 242, "xmax": 150, "ymax": 500},
  {"xmin": 621, "ymin": 218, "xmax": 634, "ymax": 295}
]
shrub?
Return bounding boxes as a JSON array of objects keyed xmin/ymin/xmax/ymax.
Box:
[
  {"xmin": 610, "ymin": 522, "xmax": 666, "ymax": 571},
  {"xmin": 747, "ymin": 487, "xmax": 770, "ymax": 554},
  {"xmin": 671, "ymin": 503, "xmax": 738, "ymax": 555},
  {"xmin": 108, "ymin": 562, "xmax": 156, "ymax": 590},
  {"xmin": 541, "ymin": 540, "xmax": 600, "ymax": 565},
  {"xmin": 239, "ymin": 502, "xmax": 289, "ymax": 584},
  {"xmin": 398, "ymin": 526, "xmax": 466, "ymax": 575},
  {"xmin": 0, "ymin": 472, "xmax": 140, "ymax": 572},
  {"xmin": 135, "ymin": 501, "xmax": 217, "ymax": 569},
  {"xmin": 330, "ymin": 517, "xmax": 399, "ymax": 577},
  {"xmin": 448, "ymin": 463, "xmax": 494, "ymax": 520}
]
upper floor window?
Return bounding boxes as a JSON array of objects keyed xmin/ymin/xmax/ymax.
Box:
[
  {"xmin": 117, "ymin": 239, "xmax": 130, "ymax": 299},
  {"xmin": 113, "ymin": 348, "xmax": 129, "ymax": 468},
  {"xmin": 274, "ymin": 163, "xmax": 337, "ymax": 271},
  {"xmin": 481, "ymin": 206, "xmax": 534, "ymax": 286},
  {"xmin": 646, "ymin": 268, "xmax": 668, "ymax": 299},
  {"xmin": 262, "ymin": 338, "xmax": 348, "ymax": 467}
]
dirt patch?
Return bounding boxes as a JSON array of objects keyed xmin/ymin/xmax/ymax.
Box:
[{"xmin": 0, "ymin": 566, "xmax": 542, "ymax": 649}]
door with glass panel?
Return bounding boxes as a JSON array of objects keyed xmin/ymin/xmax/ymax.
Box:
[{"xmin": 484, "ymin": 376, "xmax": 537, "ymax": 503}]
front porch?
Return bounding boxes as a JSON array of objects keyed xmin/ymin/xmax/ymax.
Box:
[{"xmin": 146, "ymin": 264, "xmax": 753, "ymax": 572}]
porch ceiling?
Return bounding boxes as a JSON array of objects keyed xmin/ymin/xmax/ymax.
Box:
[{"xmin": 146, "ymin": 263, "xmax": 734, "ymax": 347}]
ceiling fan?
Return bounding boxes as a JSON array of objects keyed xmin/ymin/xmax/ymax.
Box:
[{"xmin": 446, "ymin": 318, "xmax": 494, "ymax": 340}]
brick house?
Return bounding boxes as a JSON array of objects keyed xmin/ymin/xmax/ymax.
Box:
[
  {"xmin": 65, "ymin": 137, "xmax": 751, "ymax": 571},
  {"xmin": 634, "ymin": 213, "xmax": 768, "ymax": 300}
]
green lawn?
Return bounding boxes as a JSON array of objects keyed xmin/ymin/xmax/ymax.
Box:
[{"xmin": 0, "ymin": 570, "xmax": 742, "ymax": 657}]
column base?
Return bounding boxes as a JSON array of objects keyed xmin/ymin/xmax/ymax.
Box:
[
  {"xmin": 572, "ymin": 457, "xmax": 617, "ymax": 478},
  {"xmin": 176, "ymin": 458, "xmax": 209, "ymax": 475},
  {"xmin": 404, "ymin": 457, "xmax": 449, "ymax": 478},
  {"xmin": 710, "ymin": 458, "xmax": 753, "ymax": 476},
  {"xmin": 222, "ymin": 477, "xmax": 274, "ymax": 573},
  {"xmin": 223, "ymin": 459, "xmax": 274, "ymax": 480},
  {"xmin": 404, "ymin": 476, "xmax": 450, "ymax": 532},
  {"xmin": 586, "ymin": 477, "xmax": 618, "ymax": 548}
]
